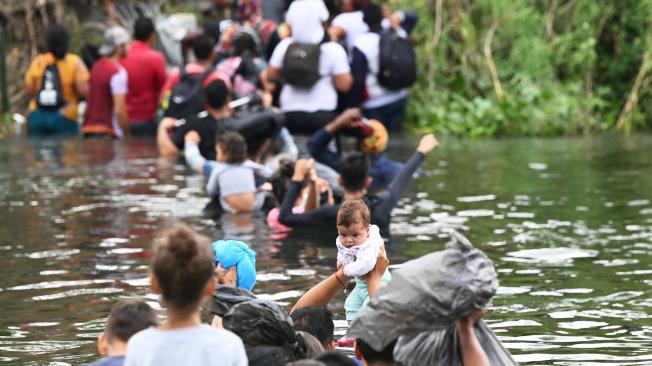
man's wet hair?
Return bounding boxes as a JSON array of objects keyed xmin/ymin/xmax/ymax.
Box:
[
  {"xmin": 290, "ymin": 306, "xmax": 335, "ymax": 348},
  {"xmin": 192, "ymin": 34, "xmax": 216, "ymax": 61},
  {"xmin": 314, "ymin": 350, "xmax": 357, "ymax": 366},
  {"xmin": 217, "ymin": 131, "xmax": 248, "ymax": 164},
  {"xmin": 356, "ymin": 338, "xmax": 397, "ymax": 364},
  {"xmin": 232, "ymin": 31, "xmax": 257, "ymax": 57},
  {"xmin": 46, "ymin": 25, "xmax": 70, "ymax": 59},
  {"xmin": 339, "ymin": 151, "xmax": 371, "ymax": 192},
  {"xmin": 205, "ymin": 79, "xmax": 229, "ymax": 110},
  {"xmin": 134, "ymin": 17, "xmax": 156, "ymax": 41},
  {"xmin": 246, "ymin": 345, "xmax": 294, "ymax": 366},
  {"xmin": 105, "ymin": 299, "xmax": 158, "ymax": 343},
  {"xmin": 362, "ymin": 3, "xmax": 383, "ymax": 29}
]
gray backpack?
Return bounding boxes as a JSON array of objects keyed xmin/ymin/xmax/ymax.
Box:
[{"xmin": 282, "ymin": 42, "xmax": 321, "ymax": 88}]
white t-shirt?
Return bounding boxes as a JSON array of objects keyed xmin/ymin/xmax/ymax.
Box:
[
  {"xmin": 270, "ymin": 39, "xmax": 350, "ymax": 112},
  {"xmin": 352, "ymin": 32, "xmax": 408, "ymax": 109},
  {"xmin": 109, "ymin": 64, "xmax": 128, "ymax": 138},
  {"xmin": 124, "ymin": 325, "xmax": 247, "ymax": 366},
  {"xmin": 285, "ymin": 0, "xmax": 329, "ymax": 44},
  {"xmin": 336, "ymin": 225, "xmax": 384, "ymax": 277},
  {"xmin": 331, "ymin": 11, "xmax": 369, "ymax": 54}
]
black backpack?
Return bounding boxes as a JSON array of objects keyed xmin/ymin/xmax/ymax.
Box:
[
  {"xmin": 378, "ymin": 30, "xmax": 417, "ymax": 89},
  {"xmin": 164, "ymin": 67, "xmax": 213, "ymax": 119},
  {"xmin": 282, "ymin": 42, "xmax": 321, "ymax": 88},
  {"xmin": 36, "ymin": 63, "xmax": 66, "ymax": 110}
]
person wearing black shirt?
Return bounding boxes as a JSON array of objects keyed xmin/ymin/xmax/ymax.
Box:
[
  {"xmin": 157, "ymin": 79, "xmax": 231, "ymax": 160},
  {"xmin": 279, "ymin": 134, "xmax": 439, "ymax": 236}
]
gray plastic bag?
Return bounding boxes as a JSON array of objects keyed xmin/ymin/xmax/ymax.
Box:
[{"xmin": 348, "ymin": 231, "xmax": 517, "ymax": 366}]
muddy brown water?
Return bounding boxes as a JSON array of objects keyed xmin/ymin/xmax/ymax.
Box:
[{"xmin": 1, "ymin": 134, "xmax": 652, "ymax": 365}]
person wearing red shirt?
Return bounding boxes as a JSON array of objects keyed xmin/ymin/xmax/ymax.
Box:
[
  {"xmin": 83, "ymin": 26, "xmax": 130, "ymax": 138},
  {"xmin": 121, "ymin": 17, "xmax": 167, "ymax": 137}
]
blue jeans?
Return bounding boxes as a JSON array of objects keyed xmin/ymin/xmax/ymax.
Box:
[
  {"xmin": 28, "ymin": 109, "xmax": 79, "ymax": 136},
  {"xmin": 363, "ymin": 97, "xmax": 407, "ymax": 133}
]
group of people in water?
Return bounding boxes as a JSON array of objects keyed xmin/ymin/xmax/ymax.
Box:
[{"xmin": 23, "ymin": 0, "xmax": 494, "ymax": 365}]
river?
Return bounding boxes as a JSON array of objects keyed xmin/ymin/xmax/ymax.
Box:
[{"xmin": 1, "ymin": 133, "xmax": 651, "ymax": 365}]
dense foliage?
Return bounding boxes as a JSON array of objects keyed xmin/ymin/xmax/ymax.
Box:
[{"xmin": 393, "ymin": 0, "xmax": 652, "ymax": 136}]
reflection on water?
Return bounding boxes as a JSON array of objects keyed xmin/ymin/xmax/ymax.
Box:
[{"xmin": 1, "ymin": 134, "xmax": 652, "ymax": 365}]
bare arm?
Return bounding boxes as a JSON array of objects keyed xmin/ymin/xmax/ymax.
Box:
[
  {"xmin": 74, "ymin": 60, "xmax": 90, "ymax": 98},
  {"xmin": 364, "ymin": 245, "xmax": 389, "ymax": 298},
  {"xmin": 291, "ymin": 266, "xmax": 350, "ymax": 314},
  {"xmin": 157, "ymin": 117, "xmax": 181, "ymax": 157},
  {"xmin": 333, "ymin": 73, "xmax": 353, "ymax": 92},
  {"xmin": 456, "ymin": 310, "xmax": 490, "ymax": 366},
  {"xmin": 267, "ymin": 66, "xmax": 282, "ymax": 84},
  {"xmin": 112, "ymin": 94, "xmax": 129, "ymax": 136}
]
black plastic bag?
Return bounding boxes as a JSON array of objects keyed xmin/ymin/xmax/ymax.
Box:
[
  {"xmin": 223, "ymin": 298, "xmax": 297, "ymax": 350},
  {"xmin": 348, "ymin": 231, "xmax": 517, "ymax": 366},
  {"xmin": 203, "ymin": 285, "xmax": 257, "ymax": 317}
]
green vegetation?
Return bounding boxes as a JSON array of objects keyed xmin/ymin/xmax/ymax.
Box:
[{"xmin": 393, "ymin": 0, "xmax": 652, "ymax": 136}]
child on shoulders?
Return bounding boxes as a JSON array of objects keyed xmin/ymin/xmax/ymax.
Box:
[
  {"xmin": 124, "ymin": 224, "xmax": 247, "ymax": 366},
  {"xmin": 184, "ymin": 130, "xmax": 272, "ymax": 214}
]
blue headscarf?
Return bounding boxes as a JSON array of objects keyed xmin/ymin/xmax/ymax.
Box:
[{"xmin": 211, "ymin": 240, "xmax": 257, "ymax": 291}]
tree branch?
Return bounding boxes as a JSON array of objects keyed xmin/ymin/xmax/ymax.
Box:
[
  {"xmin": 616, "ymin": 52, "xmax": 650, "ymax": 130},
  {"xmin": 483, "ymin": 20, "xmax": 505, "ymax": 102}
]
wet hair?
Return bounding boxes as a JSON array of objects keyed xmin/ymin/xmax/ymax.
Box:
[
  {"xmin": 271, "ymin": 158, "xmax": 296, "ymax": 204},
  {"xmin": 291, "ymin": 306, "xmax": 335, "ymax": 348},
  {"xmin": 217, "ymin": 131, "xmax": 248, "ymax": 164},
  {"xmin": 191, "ymin": 34, "xmax": 216, "ymax": 61},
  {"xmin": 46, "ymin": 25, "xmax": 70, "ymax": 60},
  {"xmin": 134, "ymin": 17, "xmax": 156, "ymax": 41},
  {"xmin": 105, "ymin": 299, "xmax": 158, "ymax": 344},
  {"xmin": 337, "ymin": 199, "xmax": 370, "ymax": 228},
  {"xmin": 352, "ymin": 0, "xmax": 371, "ymax": 11},
  {"xmin": 288, "ymin": 361, "xmax": 327, "ymax": 366},
  {"xmin": 246, "ymin": 345, "xmax": 294, "ymax": 366},
  {"xmin": 205, "ymin": 79, "xmax": 229, "ymax": 110},
  {"xmin": 356, "ymin": 338, "xmax": 397, "ymax": 364},
  {"xmin": 297, "ymin": 331, "xmax": 325, "ymax": 358},
  {"xmin": 339, "ymin": 152, "xmax": 370, "ymax": 192},
  {"xmin": 315, "ymin": 350, "xmax": 358, "ymax": 366},
  {"xmin": 152, "ymin": 224, "xmax": 214, "ymax": 313},
  {"xmin": 232, "ymin": 31, "xmax": 257, "ymax": 57},
  {"xmin": 362, "ymin": 3, "xmax": 383, "ymax": 29}
]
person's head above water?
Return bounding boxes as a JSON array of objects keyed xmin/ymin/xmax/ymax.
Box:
[
  {"xmin": 151, "ymin": 224, "xmax": 215, "ymax": 314},
  {"xmin": 355, "ymin": 338, "xmax": 397, "ymax": 366},
  {"xmin": 191, "ymin": 33, "xmax": 217, "ymax": 62},
  {"xmin": 211, "ymin": 239, "xmax": 256, "ymax": 290},
  {"xmin": 133, "ymin": 17, "xmax": 156, "ymax": 44},
  {"xmin": 205, "ymin": 79, "xmax": 230, "ymax": 111},
  {"xmin": 362, "ymin": 3, "xmax": 383, "ymax": 30},
  {"xmin": 46, "ymin": 24, "xmax": 70, "ymax": 60},
  {"xmin": 339, "ymin": 152, "xmax": 372, "ymax": 193},
  {"xmin": 97, "ymin": 299, "xmax": 158, "ymax": 357},
  {"xmin": 337, "ymin": 199, "xmax": 371, "ymax": 247},
  {"xmin": 216, "ymin": 131, "xmax": 248, "ymax": 164},
  {"xmin": 291, "ymin": 305, "xmax": 336, "ymax": 350}
]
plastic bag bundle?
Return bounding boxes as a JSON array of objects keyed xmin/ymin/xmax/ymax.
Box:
[
  {"xmin": 203, "ymin": 285, "xmax": 256, "ymax": 317},
  {"xmin": 348, "ymin": 231, "xmax": 517, "ymax": 366},
  {"xmin": 205, "ymin": 285, "xmax": 299, "ymax": 355}
]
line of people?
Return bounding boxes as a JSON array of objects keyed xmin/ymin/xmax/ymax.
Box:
[{"xmin": 83, "ymin": 224, "xmax": 492, "ymax": 366}]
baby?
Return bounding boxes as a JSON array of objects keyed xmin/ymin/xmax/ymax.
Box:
[{"xmin": 336, "ymin": 199, "xmax": 392, "ymax": 324}]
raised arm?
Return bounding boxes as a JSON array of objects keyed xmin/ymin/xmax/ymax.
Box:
[{"xmin": 456, "ymin": 310, "xmax": 490, "ymax": 366}]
